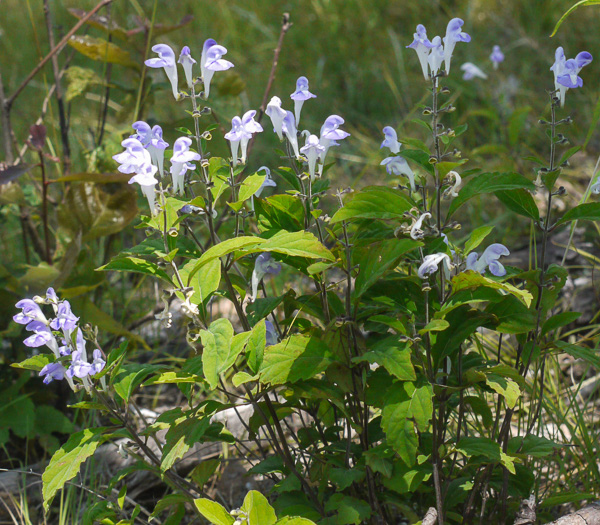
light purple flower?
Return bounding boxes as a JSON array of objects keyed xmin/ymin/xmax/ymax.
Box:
[
  {"xmin": 145, "ymin": 44, "xmax": 179, "ymax": 99},
  {"xmin": 49, "ymin": 300, "xmax": 79, "ymax": 332},
  {"xmin": 460, "ymin": 62, "xmax": 487, "ymax": 81},
  {"xmin": 283, "ymin": 111, "xmax": 300, "ymax": 159},
  {"xmin": 265, "ymin": 320, "xmax": 278, "ymax": 346},
  {"xmin": 428, "ymin": 36, "xmax": 445, "ymax": 77},
  {"xmin": 381, "ymin": 126, "xmax": 400, "ymax": 154},
  {"xmin": 13, "ymin": 298, "xmax": 46, "ymax": 327},
  {"xmin": 148, "ymin": 125, "xmax": 169, "ymax": 177},
  {"xmin": 300, "ymin": 134, "xmax": 325, "ymax": 182},
  {"xmin": 224, "ymin": 116, "xmax": 248, "ymax": 167},
  {"xmin": 251, "ymin": 253, "xmax": 281, "ymax": 301},
  {"xmin": 265, "ymin": 96, "xmax": 287, "ymax": 141},
  {"xmin": 201, "ymin": 39, "xmax": 234, "ymax": 98},
  {"xmin": 319, "ymin": 115, "xmax": 350, "ymax": 166},
  {"xmin": 490, "ymin": 45, "xmax": 504, "ymax": 69},
  {"xmin": 254, "ymin": 166, "xmax": 277, "ymax": 198},
  {"xmin": 290, "ymin": 76, "xmax": 316, "ymax": 125},
  {"xmin": 46, "ymin": 288, "xmax": 58, "ymax": 304},
  {"xmin": 40, "ymin": 362, "xmax": 66, "ymax": 384},
  {"xmin": 240, "ymin": 110, "xmax": 263, "ymax": 164},
  {"xmin": 407, "ymin": 24, "xmax": 436, "ymax": 80},
  {"xmin": 466, "ymin": 243, "xmax": 509, "ymax": 277},
  {"xmin": 170, "ymin": 137, "xmax": 201, "ymax": 195},
  {"xmin": 381, "ymin": 156, "xmax": 416, "ymax": 192},
  {"xmin": 113, "ymin": 138, "xmax": 149, "ymax": 174},
  {"xmin": 131, "ymin": 121, "xmax": 152, "ymax": 146},
  {"xmin": 91, "ymin": 349, "xmax": 106, "ymax": 375},
  {"xmin": 443, "ymin": 18, "xmax": 471, "ymax": 73},
  {"xmin": 551, "ymin": 48, "xmax": 592, "ymax": 106},
  {"xmin": 67, "ymin": 350, "xmax": 93, "ymax": 379},
  {"xmin": 178, "ymin": 46, "xmax": 196, "ymax": 88},
  {"xmin": 418, "ymin": 253, "xmax": 453, "ymax": 279}
]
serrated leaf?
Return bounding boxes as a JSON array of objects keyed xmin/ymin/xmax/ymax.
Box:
[
  {"xmin": 200, "ymin": 319, "xmax": 235, "ymax": 389},
  {"xmin": 241, "ymin": 490, "xmax": 277, "ymax": 525},
  {"xmin": 495, "ymin": 189, "xmax": 540, "ymax": 220},
  {"xmin": 161, "ymin": 416, "xmax": 211, "ymax": 471},
  {"xmin": 451, "ymin": 271, "xmax": 533, "ymax": 307},
  {"xmin": 555, "ymin": 202, "xmax": 600, "ymax": 226}
]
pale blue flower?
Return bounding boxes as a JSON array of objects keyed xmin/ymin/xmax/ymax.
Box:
[
  {"xmin": 254, "ymin": 166, "xmax": 277, "ymax": 198},
  {"xmin": 131, "ymin": 121, "xmax": 152, "ymax": 146},
  {"xmin": 407, "ymin": 24, "xmax": 436, "ymax": 80},
  {"xmin": 461, "ymin": 62, "xmax": 487, "ymax": 80},
  {"xmin": 381, "ymin": 156, "xmax": 416, "ymax": 192},
  {"xmin": 170, "ymin": 137, "xmax": 201, "ymax": 196},
  {"xmin": 490, "ymin": 45, "xmax": 504, "ymax": 69},
  {"xmin": 200, "ymin": 39, "xmax": 234, "ymax": 98},
  {"xmin": 113, "ymin": 138, "xmax": 149, "ymax": 174},
  {"xmin": 319, "ymin": 115, "xmax": 350, "ymax": 166},
  {"xmin": 240, "ymin": 110, "xmax": 263, "ymax": 164},
  {"xmin": 13, "ymin": 298, "xmax": 47, "ymax": 327},
  {"xmin": 145, "ymin": 44, "xmax": 179, "ymax": 99},
  {"xmin": 428, "ymin": 36, "xmax": 445, "ymax": 77},
  {"xmin": 418, "ymin": 253, "xmax": 452, "ymax": 279},
  {"xmin": 224, "ymin": 116, "xmax": 248, "ymax": 167},
  {"xmin": 283, "ymin": 111, "xmax": 300, "ymax": 159},
  {"xmin": 551, "ymin": 48, "xmax": 592, "ymax": 106},
  {"xmin": 40, "ymin": 362, "xmax": 66, "ymax": 384},
  {"xmin": 49, "ymin": 300, "xmax": 79, "ymax": 332},
  {"xmin": 466, "ymin": 243, "xmax": 509, "ymax": 277},
  {"xmin": 290, "ymin": 76, "xmax": 316, "ymax": 125},
  {"xmin": 443, "ymin": 18, "xmax": 471, "ymax": 73},
  {"xmin": 381, "ymin": 126, "xmax": 400, "ymax": 154},
  {"xmin": 300, "ymin": 134, "xmax": 325, "ymax": 182},
  {"xmin": 251, "ymin": 253, "xmax": 281, "ymax": 301},
  {"xmin": 178, "ymin": 45, "xmax": 196, "ymax": 88},
  {"xmin": 148, "ymin": 125, "xmax": 169, "ymax": 177},
  {"xmin": 265, "ymin": 96, "xmax": 287, "ymax": 141}
]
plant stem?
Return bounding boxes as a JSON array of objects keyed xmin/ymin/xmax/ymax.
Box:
[{"xmin": 38, "ymin": 151, "xmax": 51, "ymax": 264}]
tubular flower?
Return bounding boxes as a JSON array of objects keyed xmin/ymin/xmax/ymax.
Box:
[
  {"xmin": 283, "ymin": 111, "xmax": 300, "ymax": 159},
  {"xmin": 381, "ymin": 156, "xmax": 416, "ymax": 192},
  {"xmin": 265, "ymin": 96, "xmax": 287, "ymax": 141},
  {"xmin": 381, "ymin": 126, "xmax": 401, "ymax": 154},
  {"xmin": 240, "ymin": 110, "xmax": 263, "ymax": 164},
  {"xmin": 490, "ymin": 45, "xmax": 504, "ymax": 69},
  {"xmin": 443, "ymin": 18, "xmax": 471, "ymax": 73},
  {"xmin": 145, "ymin": 44, "xmax": 179, "ymax": 99},
  {"xmin": 418, "ymin": 253, "xmax": 453, "ymax": 279},
  {"xmin": 251, "ymin": 253, "xmax": 281, "ymax": 301},
  {"xmin": 551, "ymin": 48, "xmax": 592, "ymax": 106},
  {"xmin": 170, "ymin": 137, "xmax": 201, "ymax": 195},
  {"xmin": 290, "ymin": 76, "xmax": 316, "ymax": 125},
  {"xmin": 224, "ymin": 116, "xmax": 248, "ymax": 167},
  {"xmin": 406, "ymin": 24, "xmax": 436, "ymax": 80},
  {"xmin": 460, "ymin": 62, "xmax": 487, "ymax": 80},
  {"xmin": 201, "ymin": 39, "xmax": 234, "ymax": 98},
  {"xmin": 178, "ymin": 46, "xmax": 196, "ymax": 88},
  {"xmin": 466, "ymin": 243, "xmax": 510, "ymax": 277},
  {"xmin": 319, "ymin": 115, "xmax": 350, "ymax": 167},
  {"xmin": 300, "ymin": 134, "xmax": 326, "ymax": 182}
]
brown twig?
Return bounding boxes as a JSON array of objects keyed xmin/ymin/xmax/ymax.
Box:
[
  {"xmin": 245, "ymin": 13, "xmax": 292, "ymax": 159},
  {"xmin": 5, "ymin": 0, "xmax": 113, "ymax": 110}
]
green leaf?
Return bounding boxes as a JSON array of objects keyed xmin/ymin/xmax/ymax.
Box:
[
  {"xmin": 42, "ymin": 428, "xmax": 107, "ymax": 511},
  {"xmin": 353, "ymin": 239, "xmax": 420, "ymax": 299},
  {"xmin": 486, "ymin": 374, "xmax": 520, "ymax": 409},
  {"xmin": 508, "ymin": 434, "xmax": 562, "ymax": 458},
  {"xmin": 354, "ymin": 340, "xmax": 415, "ymax": 381},
  {"xmin": 464, "ymin": 226, "xmax": 494, "ymax": 255},
  {"xmin": 555, "ymin": 202, "xmax": 600, "ymax": 226},
  {"xmin": 97, "ymin": 256, "xmax": 173, "ymax": 284},
  {"xmin": 324, "ymin": 494, "xmax": 372, "ymax": 525},
  {"xmin": 233, "ymin": 173, "xmax": 266, "ymax": 209},
  {"xmin": 161, "ymin": 416, "xmax": 211, "ymax": 471},
  {"xmin": 190, "ymin": 459, "xmax": 220, "ymax": 487},
  {"xmin": 540, "ymin": 493, "xmax": 596, "ymax": 508},
  {"xmin": 255, "ymin": 194, "xmax": 305, "ymax": 232},
  {"xmin": 68, "ymin": 35, "xmax": 139, "ymax": 68},
  {"xmin": 11, "ymin": 354, "xmax": 53, "ymax": 371},
  {"xmin": 551, "ymin": 0, "xmax": 600, "ymax": 36},
  {"xmin": 330, "ymin": 186, "xmax": 414, "ymax": 223},
  {"xmin": 495, "ymin": 189, "xmax": 540, "ymax": 220},
  {"xmin": 457, "ymin": 437, "xmax": 501, "ymax": 461},
  {"xmin": 247, "ymin": 319, "xmax": 267, "ymax": 373},
  {"xmin": 558, "ymin": 145, "xmax": 582, "ymax": 166},
  {"xmin": 241, "ymin": 490, "xmax": 277, "ymax": 525},
  {"xmin": 65, "ymin": 66, "xmax": 104, "ymax": 102},
  {"xmin": 542, "ymin": 311, "xmax": 582, "ymax": 336},
  {"xmin": 451, "ymin": 271, "xmax": 533, "ymax": 307},
  {"xmin": 113, "ymin": 364, "xmax": 163, "ymax": 401},
  {"xmin": 180, "ymin": 257, "xmax": 221, "ymax": 304},
  {"xmin": 382, "ymin": 382, "xmax": 432, "ymax": 466},
  {"xmin": 420, "ymin": 319, "xmax": 450, "ymax": 335},
  {"xmin": 200, "ymin": 319, "xmax": 235, "ymax": 389},
  {"xmin": 194, "ymin": 499, "xmax": 234, "ymax": 525},
  {"xmin": 447, "ymin": 172, "xmax": 536, "ymax": 217},
  {"xmin": 260, "ymin": 335, "xmax": 332, "ymax": 385},
  {"xmin": 398, "ymin": 149, "xmax": 435, "ymax": 176},
  {"xmin": 256, "ymin": 230, "xmax": 335, "ymax": 261}
]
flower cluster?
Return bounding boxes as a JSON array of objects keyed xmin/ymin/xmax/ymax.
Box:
[
  {"xmin": 13, "ymin": 288, "xmax": 105, "ymax": 391},
  {"xmin": 145, "ymin": 39, "xmax": 233, "ymax": 99},
  {"xmin": 224, "ymin": 110, "xmax": 263, "ymax": 167},
  {"xmin": 263, "ymin": 77, "xmax": 350, "ymax": 181},
  {"xmin": 407, "ymin": 18, "xmax": 471, "ymax": 80}
]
